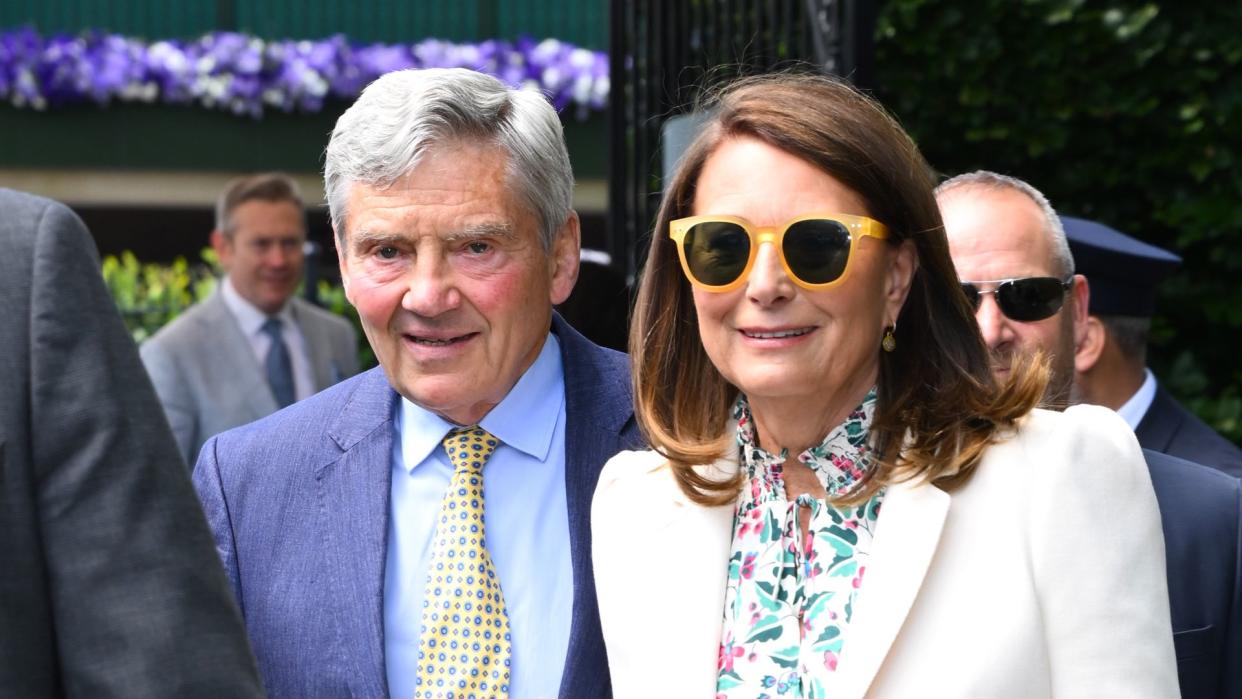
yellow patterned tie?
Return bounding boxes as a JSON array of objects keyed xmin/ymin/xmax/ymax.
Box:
[{"xmin": 415, "ymin": 427, "xmax": 511, "ymax": 699}]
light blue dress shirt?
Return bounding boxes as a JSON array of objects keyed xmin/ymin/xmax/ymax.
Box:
[{"xmin": 384, "ymin": 334, "xmax": 572, "ymax": 699}]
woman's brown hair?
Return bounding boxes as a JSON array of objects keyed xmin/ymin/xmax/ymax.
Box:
[{"xmin": 630, "ymin": 72, "xmax": 1046, "ymax": 506}]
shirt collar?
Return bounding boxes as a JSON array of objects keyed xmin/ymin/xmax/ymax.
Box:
[
  {"xmin": 1116, "ymin": 368, "xmax": 1158, "ymax": 431},
  {"xmin": 735, "ymin": 386, "xmax": 878, "ymax": 499},
  {"xmin": 397, "ymin": 332, "xmax": 564, "ymax": 473},
  {"xmin": 220, "ymin": 275, "xmax": 293, "ymax": 336}
]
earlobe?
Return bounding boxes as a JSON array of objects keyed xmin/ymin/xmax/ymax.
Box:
[{"xmin": 1075, "ymin": 315, "xmax": 1106, "ymax": 373}]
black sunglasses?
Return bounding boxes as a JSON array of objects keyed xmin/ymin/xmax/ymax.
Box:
[{"xmin": 960, "ymin": 276, "xmax": 1073, "ymax": 322}]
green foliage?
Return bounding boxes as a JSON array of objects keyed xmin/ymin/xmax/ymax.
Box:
[
  {"xmin": 101, "ymin": 249, "xmax": 375, "ymax": 370},
  {"xmin": 875, "ymin": 0, "xmax": 1242, "ymax": 442},
  {"xmin": 101, "ymin": 250, "xmax": 217, "ymax": 344},
  {"xmin": 316, "ymin": 279, "xmax": 377, "ymax": 370}
]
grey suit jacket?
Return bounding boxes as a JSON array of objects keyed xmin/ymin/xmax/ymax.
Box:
[
  {"xmin": 194, "ymin": 314, "xmax": 641, "ymax": 697},
  {"xmin": 141, "ymin": 286, "xmax": 359, "ymax": 464},
  {"xmin": 0, "ymin": 188, "xmax": 262, "ymax": 697}
]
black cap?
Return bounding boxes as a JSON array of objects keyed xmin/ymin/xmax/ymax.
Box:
[{"xmin": 1061, "ymin": 215, "xmax": 1181, "ymax": 317}]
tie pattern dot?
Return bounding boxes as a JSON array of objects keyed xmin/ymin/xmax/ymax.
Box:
[{"xmin": 415, "ymin": 427, "xmax": 511, "ymax": 699}]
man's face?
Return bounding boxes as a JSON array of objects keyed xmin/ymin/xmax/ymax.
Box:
[
  {"xmin": 939, "ymin": 186, "xmax": 1083, "ymax": 405},
  {"xmin": 214, "ymin": 199, "xmax": 306, "ymax": 315},
  {"xmin": 337, "ymin": 141, "xmax": 579, "ymax": 425}
]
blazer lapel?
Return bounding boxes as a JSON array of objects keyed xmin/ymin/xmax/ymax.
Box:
[
  {"xmin": 291, "ymin": 298, "xmax": 334, "ymax": 390},
  {"xmin": 1134, "ymin": 386, "xmax": 1179, "ymax": 454},
  {"xmin": 201, "ymin": 290, "xmax": 278, "ymax": 417},
  {"xmin": 618, "ymin": 455, "xmax": 737, "ymax": 695},
  {"xmin": 315, "ymin": 369, "xmax": 398, "ymax": 696},
  {"xmin": 554, "ymin": 315, "xmax": 639, "ymax": 697},
  {"xmin": 833, "ymin": 478, "xmax": 950, "ymax": 699}
]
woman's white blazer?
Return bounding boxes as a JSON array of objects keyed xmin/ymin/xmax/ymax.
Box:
[{"xmin": 592, "ymin": 405, "xmax": 1179, "ymax": 698}]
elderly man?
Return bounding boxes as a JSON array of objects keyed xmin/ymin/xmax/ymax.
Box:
[
  {"xmin": 192, "ymin": 69, "xmax": 640, "ymax": 698},
  {"xmin": 0, "ymin": 188, "xmax": 262, "ymax": 696},
  {"xmin": 1064, "ymin": 215, "xmax": 1242, "ymax": 477},
  {"xmin": 938, "ymin": 170, "xmax": 1241, "ymax": 698},
  {"xmin": 141, "ymin": 173, "xmax": 358, "ymax": 464}
]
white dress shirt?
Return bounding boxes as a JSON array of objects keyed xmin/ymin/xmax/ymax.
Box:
[
  {"xmin": 1116, "ymin": 368, "xmax": 1158, "ymax": 431},
  {"xmin": 219, "ymin": 277, "xmax": 315, "ymax": 401}
]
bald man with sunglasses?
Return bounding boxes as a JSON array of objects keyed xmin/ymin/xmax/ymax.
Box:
[
  {"xmin": 936, "ymin": 171, "xmax": 1087, "ymax": 409},
  {"xmin": 938, "ymin": 170, "xmax": 1242, "ymax": 699}
]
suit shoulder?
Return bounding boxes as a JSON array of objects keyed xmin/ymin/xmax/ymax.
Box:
[
  {"xmin": 142, "ymin": 298, "xmax": 224, "ymax": 353},
  {"xmin": 0, "ymin": 188, "xmax": 72, "ymax": 240},
  {"xmin": 988, "ymin": 405, "xmax": 1148, "ymax": 493},
  {"xmin": 208, "ymin": 368, "xmax": 388, "ymax": 459},
  {"xmin": 1145, "ymin": 449, "xmax": 1242, "ymax": 519},
  {"xmin": 599, "ymin": 449, "xmax": 669, "ymax": 487},
  {"xmin": 596, "ymin": 449, "xmax": 736, "ymax": 503}
]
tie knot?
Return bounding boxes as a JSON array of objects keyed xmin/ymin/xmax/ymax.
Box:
[
  {"xmin": 442, "ymin": 427, "xmax": 499, "ymax": 474},
  {"xmin": 262, "ymin": 317, "xmax": 283, "ymax": 338}
]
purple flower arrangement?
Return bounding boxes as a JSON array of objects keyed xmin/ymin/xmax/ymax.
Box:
[{"xmin": 0, "ymin": 27, "xmax": 609, "ymax": 119}]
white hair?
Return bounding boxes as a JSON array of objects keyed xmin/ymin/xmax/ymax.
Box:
[
  {"xmin": 323, "ymin": 68, "xmax": 574, "ymax": 251},
  {"xmin": 935, "ymin": 170, "xmax": 1075, "ymax": 278}
]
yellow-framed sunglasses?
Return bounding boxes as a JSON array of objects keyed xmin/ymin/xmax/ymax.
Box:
[{"xmin": 669, "ymin": 212, "xmax": 890, "ymax": 292}]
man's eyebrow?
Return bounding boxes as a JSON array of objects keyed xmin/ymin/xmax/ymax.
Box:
[
  {"xmin": 348, "ymin": 229, "xmax": 404, "ymax": 250},
  {"xmin": 446, "ymin": 222, "xmax": 514, "ymax": 242}
]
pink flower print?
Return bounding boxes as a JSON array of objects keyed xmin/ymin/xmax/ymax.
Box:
[
  {"xmin": 741, "ymin": 552, "xmax": 757, "ymax": 579},
  {"xmin": 718, "ymin": 633, "xmax": 746, "ymax": 673},
  {"xmin": 824, "ymin": 650, "xmax": 839, "ymax": 672},
  {"xmin": 844, "ymin": 519, "xmax": 858, "ymax": 529},
  {"xmin": 853, "ymin": 565, "xmax": 867, "ymax": 589}
]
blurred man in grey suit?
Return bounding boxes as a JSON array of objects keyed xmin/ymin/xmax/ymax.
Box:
[
  {"xmin": 0, "ymin": 187, "xmax": 262, "ymax": 697},
  {"xmin": 141, "ymin": 173, "xmax": 359, "ymax": 464}
]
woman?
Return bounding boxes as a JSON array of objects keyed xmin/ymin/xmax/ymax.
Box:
[{"xmin": 592, "ymin": 73, "xmax": 1177, "ymax": 698}]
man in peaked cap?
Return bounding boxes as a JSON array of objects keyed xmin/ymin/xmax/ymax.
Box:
[{"xmin": 1066, "ymin": 215, "xmax": 1242, "ymax": 478}]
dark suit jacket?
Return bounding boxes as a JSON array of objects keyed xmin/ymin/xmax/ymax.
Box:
[
  {"xmin": 0, "ymin": 189, "xmax": 262, "ymax": 697},
  {"xmin": 1145, "ymin": 448, "xmax": 1242, "ymax": 698},
  {"xmin": 194, "ymin": 314, "xmax": 641, "ymax": 698},
  {"xmin": 1139, "ymin": 384, "xmax": 1242, "ymax": 478}
]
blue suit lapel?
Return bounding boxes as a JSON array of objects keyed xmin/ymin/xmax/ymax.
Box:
[
  {"xmin": 553, "ymin": 314, "xmax": 639, "ymax": 698},
  {"xmin": 315, "ymin": 368, "xmax": 399, "ymax": 697}
]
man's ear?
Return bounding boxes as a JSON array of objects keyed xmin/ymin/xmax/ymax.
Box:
[
  {"xmin": 1076, "ymin": 315, "xmax": 1107, "ymax": 373},
  {"xmin": 210, "ymin": 229, "xmax": 232, "ymax": 270},
  {"xmin": 1070, "ymin": 273, "xmax": 1090, "ymax": 353},
  {"xmin": 333, "ymin": 227, "xmax": 353, "ymax": 302},
  {"xmin": 549, "ymin": 212, "xmax": 581, "ymax": 306}
]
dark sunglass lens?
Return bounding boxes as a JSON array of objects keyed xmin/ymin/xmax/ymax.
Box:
[
  {"xmin": 683, "ymin": 221, "xmax": 751, "ymax": 286},
  {"xmin": 960, "ymin": 283, "xmax": 982, "ymax": 311},
  {"xmin": 997, "ymin": 278, "xmax": 1066, "ymax": 321},
  {"xmin": 783, "ymin": 219, "xmax": 851, "ymax": 284}
]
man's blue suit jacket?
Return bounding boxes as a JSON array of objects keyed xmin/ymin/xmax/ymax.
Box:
[
  {"xmin": 193, "ymin": 315, "xmax": 641, "ymax": 698},
  {"xmin": 1138, "ymin": 385, "xmax": 1242, "ymax": 479},
  {"xmin": 1145, "ymin": 448, "xmax": 1242, "ymax": 699}
]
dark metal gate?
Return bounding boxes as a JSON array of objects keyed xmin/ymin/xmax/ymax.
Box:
[{"xmin": 606, "ymin": 0, "xmax": 878, "ymax": 282}]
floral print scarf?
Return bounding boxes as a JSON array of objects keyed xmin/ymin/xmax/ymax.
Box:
[{"xmin": 716, "ymin": 388, "xmax": 884, "ymax": 699}]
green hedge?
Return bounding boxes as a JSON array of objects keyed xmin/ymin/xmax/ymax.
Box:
[
  {"xmin": 875, "ymin": 0, "xmax": 1242, "ymax": 441},
  {"xmin": 102, "ymin": 249, "xmax": 376, "ymax": 369}
]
